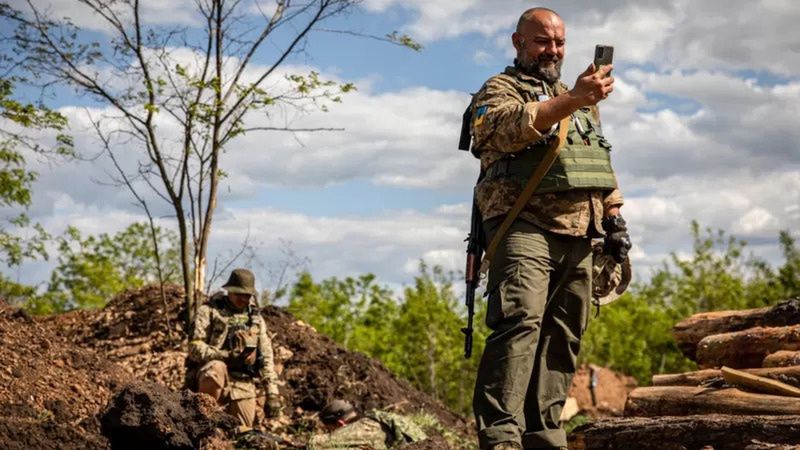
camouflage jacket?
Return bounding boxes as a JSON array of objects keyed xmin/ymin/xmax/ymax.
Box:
[
  {"xmin": 188, "ymin": 293, "xmax": 279, "ymax": 398},
  {"xmin": 470, "ymin": 65, "xmax": 624, "ymax": 237},
  {"xmin": 306, "ymin": 410, "xmax": 426, "ymax": 450}
]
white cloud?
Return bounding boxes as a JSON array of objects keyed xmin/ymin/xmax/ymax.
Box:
[
  {"xmin": 5, "ymin": 2, "xmax": 800, "ymax": 296},
  {"xmin": 7, "ymin": 0, "xmax": 201, "ymax": 31},
  {"xmin": 363, "ymin": 0, "xmax": 800, "ymax": 77}
]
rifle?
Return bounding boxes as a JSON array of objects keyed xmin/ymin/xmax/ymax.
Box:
[{"xmin": 462, "ymin": 198, "xmax": 484, "ymax": 358}]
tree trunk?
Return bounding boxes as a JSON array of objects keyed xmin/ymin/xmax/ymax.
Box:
[
  {"xmin": 569, "ymin": 414, "xmax": 800, "ymax": 450},
  {"xmin": 653, "ymin": 365, "xmax": 800, "ymax": 388},
  {"xmin": 764, "ymin": 351, "xmax": 800, "ymax": 368},
  {"xmin": 672, "ymin": 299, "xmax": 800, "ymax": 361},
  {"xmin": 696, "ymin": 325, "xmax": 800, "ymax": 369},
  {"xmin": 625, "ymin": 386, "xmax": 800, "ymax": 417}
]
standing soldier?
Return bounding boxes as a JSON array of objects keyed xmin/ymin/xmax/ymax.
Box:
[
  {"xmin": 187, "ymin": 268, "xmax": 282, "ymax": 431},
  {"xmin": 465, "ymin": 7, "xmax": 631, "ymax": 450}
]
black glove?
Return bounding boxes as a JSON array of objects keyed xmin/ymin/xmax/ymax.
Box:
[
  {"xmin": 602, "ymin": 215, "xmax": 632, "ymax": 263},
  {"xmin": 265, "ymin": 394, "xmax": 282, "ymax": 418}
]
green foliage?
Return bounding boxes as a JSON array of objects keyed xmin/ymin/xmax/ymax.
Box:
[
  {"xmin": 564, "ymin": 414, "xmax": 592, "ymax": 434},
  {"xmin": 0, "ymin": 78, "xmax": 72, "ymax": 267},
  {"xmin": 580, "ymin": 222, "xmax": 800, "ymax": 384},
  {"xmin": 288, "ymin": 263, "xmax": 487, "ymax": 415},
  {"xmin": 0, "ymin": 273, "xmax": 39, "ymax": 306},
  {"xmin": 385, "ymin": 31, "xmax": 424, "ymax": 51},
  {"xmin": 28, "ymin": 222, "xmax": 180, "ymax": 313},
  {"xmin": 406, "ymin": 411, "xmax": 477, "ymax": 450},
  {"xmin": 288, "ymin": 224, "xmax": 800, "ymax": 413}
]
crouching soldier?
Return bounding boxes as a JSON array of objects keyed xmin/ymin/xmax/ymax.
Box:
[
  {"xmin": 307, "ymin": 399, "xmax": 426, "ymax": 449},
  {"xmin": 187, "ymin": 268, "xmax": 281, "ymax": 431}
]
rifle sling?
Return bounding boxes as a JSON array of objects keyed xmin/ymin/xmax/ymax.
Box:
[{"xmin": 480, "ymin": 116, "xmax": 571, "ymax": 274}]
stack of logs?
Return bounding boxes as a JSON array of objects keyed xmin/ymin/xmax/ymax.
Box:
[{"xmin": 571, "ymin": 299, "xmax": 800, "ymax": 450}]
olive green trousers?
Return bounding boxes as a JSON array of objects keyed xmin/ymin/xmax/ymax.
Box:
[{"xmin": 473, "ymin": 219, "xmax": 592, "ymax": 449}]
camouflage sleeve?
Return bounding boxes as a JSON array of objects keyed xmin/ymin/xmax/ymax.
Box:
[
  {"xmin": 257, "ymin": 316, "xmax": 279, "ymax": 397},
  {"xmin": 188, "ymin": 305, "xmax": 229, "ymax": 363},
  {"xmin": 470, "ymin": 75, "xmax": 546, "ymax": 153}
]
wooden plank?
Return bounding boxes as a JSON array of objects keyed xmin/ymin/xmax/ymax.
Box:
[
  {"xmin": 653, "ymin": 365, "xmax": 800, "ymax": 388},
  {"xmin": 624, "ymin": 386, "xmax": 800, "ymax": 417},
  {"xmin": 721, "ymin": 366, "xmax": 800, "ymax": 397}
]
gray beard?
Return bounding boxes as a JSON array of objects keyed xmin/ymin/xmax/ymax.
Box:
[{"xmin": 517, "ymin": 57, "xmax": 562, "ymax": 84}]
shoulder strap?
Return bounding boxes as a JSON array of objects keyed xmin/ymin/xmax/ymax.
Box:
[{"xmin": 480, "ymin": 116, "xmax": 571, "ymax": 274}]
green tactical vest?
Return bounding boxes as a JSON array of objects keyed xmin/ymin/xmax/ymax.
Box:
[{"xmin": 484, "ymin": 71, "xmax": 617, "ymax": 194}]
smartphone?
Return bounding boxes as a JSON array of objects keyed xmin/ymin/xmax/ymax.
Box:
[{"xmin": 594, "ymin": 45, "xmax": 614, "ymax": 77}]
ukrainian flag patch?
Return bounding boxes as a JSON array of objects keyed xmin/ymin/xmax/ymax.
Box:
[{"xmin": 473, "ymin": 105, "xmax": 489, "ymax": 127}]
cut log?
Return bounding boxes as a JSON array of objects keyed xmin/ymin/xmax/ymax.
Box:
[
  {"xmin": 695, "ymin": 325, "xmax": 800, "ymax": 369},
  {"xmin": 569, "ymin": 414, "xmax": 800, "ymax": 450},
  {"xmin": 764, "ymin": 350, "xmax": 800, "ymax": 368},
  {"xmin": 673, "ymin": 299, "xmax": 800, "ymax": 360},
  {"xmin": 624, "ymin": 386, "xmax": 800, "ymax": 417},
  {"xmin": 653, "ymin": 365, "xmax": 800, "ymax": 388},
  {"xmin": 721, "ymin": 366, "xmax": 800, "ymax": 397}
]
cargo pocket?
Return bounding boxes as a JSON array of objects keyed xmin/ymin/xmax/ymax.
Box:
[{"xmin": 485, "ymin": 262, "xmax": 521, "ymax": 331}]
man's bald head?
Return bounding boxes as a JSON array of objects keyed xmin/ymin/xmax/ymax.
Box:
[
  {"xmin": 516, "ymin": 7, "xmax": 562, "ymax": 34},
  {"xmin": 512, "ymin": 7, "xmax": 565, "ymax": 83}
]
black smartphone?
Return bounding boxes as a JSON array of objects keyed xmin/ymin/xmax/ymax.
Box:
[{"xmin": 594, "ymin": 45, "xmax": 614, "ymax": 76}]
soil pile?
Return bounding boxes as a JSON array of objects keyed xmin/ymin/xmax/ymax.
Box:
[
  {"xmin": 44, "ymin": 285, "xmax": 465, "ymax": 430},
  {"xmin": 43, "ymin": 284, "xmax": 188, "ymax": 390},
  {"xmin": 101, "ymin": 381, "xmax": 237, "ymax": 450},
  {"xmin": 568, "ymin": 364, "xmax": 638, "ymax": 416},
  {"xmin": 0, "ymin": 301, "xmax": 129, "ymax": 449},
  {"xmin": 261, "ymin": 306, "xmax": 466, "ymax": 429},
  {"xmin": 37, "ymin": 285, "xmax": 468, "ymax": 447}
]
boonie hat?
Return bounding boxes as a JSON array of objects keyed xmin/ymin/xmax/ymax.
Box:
[{"xmin": 222, "ymin": 268, "xmax": 257, "ymax": 296}]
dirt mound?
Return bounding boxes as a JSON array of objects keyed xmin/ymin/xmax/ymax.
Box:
[
  {"xmin": 0, "ymin": 301, "xmax": 131, "ymax": 449},
  {"xmin": 569, "ymin": 364, "xmax": 638, "ymax": 416},
  {"xmin": 43, "ymin": 284, "xmax": 188, "ymax": 389},
  {"xmin": 261, "ymin": 306, "xmax": 467, "ymax": 429},
  {"xmin": 101, "ymin": 381, "xmax": 237, "ymax": 450},
  {"xmin": 39, "ymin": 285, "xmax": 469, "ymax": 439}
]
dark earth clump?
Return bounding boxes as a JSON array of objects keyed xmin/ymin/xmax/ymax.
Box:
[{"xmin": 101, "ymin": 381, "xmax": 237, "ymax": 450}]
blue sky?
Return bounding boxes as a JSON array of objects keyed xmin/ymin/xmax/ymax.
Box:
[{"xmin": 4, "ymin": 0, "xmax": 800, "ymax": 296}]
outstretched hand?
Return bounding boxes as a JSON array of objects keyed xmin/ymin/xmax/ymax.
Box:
[{"xmin": 570, "ymin": 63, "xmax": 614, "ymax": 107}]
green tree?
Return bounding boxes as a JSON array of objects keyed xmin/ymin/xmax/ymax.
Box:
[
  {"xmin": 389, "ymin": 264, "xmax": 487, "ymax": 414},
  {"xmin": 27, "ymin": 222, "xmax": 180, "ymax": 313},
  {"xmin": 1, "ymin": 0, "xmax": 419, "ymax": 325},
  {"xmin": 287, "ymin": 264, "xmax": 487, "ymax": 415},
  {"xmin": 289, "ymin": 272, "xmax": 397, "ymax": 350},
  {"xmin": 0, "ymin": 78, "xmax": 72, "ymax": 300}
]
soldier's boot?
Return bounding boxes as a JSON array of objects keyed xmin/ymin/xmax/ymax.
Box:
[{"xmin": 490, "ymin": 443, "xmax": 522, "ymax": 450}]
